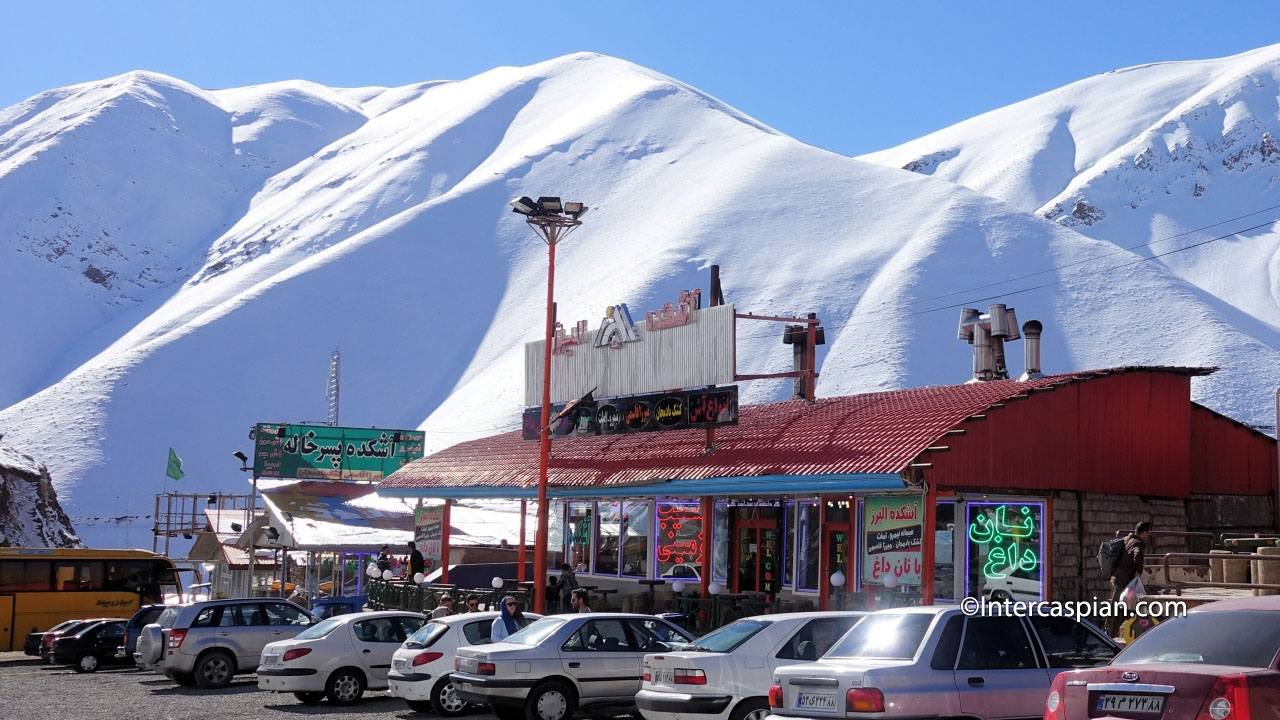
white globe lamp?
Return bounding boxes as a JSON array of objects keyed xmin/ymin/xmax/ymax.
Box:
[
  {"xmin": 707, "ymin": 581, "xmax": 722, "ymax": 595},
  {"xmin": 413, "ymin": 573, "xmax": 426, "ymax": 584},
  {"xmin": 366, "ymin": 563, "xmax": 379, "ymax": 578},
  {"xmin": 671, "ymin": 580, "xmax": 686, "ymax": 593},
  {"xmin": 883, "ymin": 573, "xmax": 898, "ymax": 589},
  {"xmin": 382, "ymin": 569, "xmax": 394, "ymax": 581},
  {"xmin": 491, "ymin": 576, "xmax": 504, "ymax": 589},
  {"xmin": 830, "ymin": 571, "xmax": 846, "ymax": 588}
]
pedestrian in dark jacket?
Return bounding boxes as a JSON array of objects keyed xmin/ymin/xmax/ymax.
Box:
[
  {"xmin": 408, "ymin": 541, "xmax": 425, "ymax": 578},
  {"xmin": 1106, "ymin": 521, "xmax": 1150, "ymax": 637}
]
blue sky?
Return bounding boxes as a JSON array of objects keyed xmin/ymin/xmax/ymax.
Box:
[{"xmin": 5, "ymin": 1, "xmax": 1280, "ymax": 156}]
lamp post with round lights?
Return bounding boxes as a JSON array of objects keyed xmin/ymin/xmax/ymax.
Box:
[{"xmin": 509, "ymin": 195, "xmax": 588, "ymax": 614}]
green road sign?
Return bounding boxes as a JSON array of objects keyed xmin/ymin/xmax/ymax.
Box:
[{"xmin": 253, "ymin": 424, "xmax": 425, "ymax": 482}]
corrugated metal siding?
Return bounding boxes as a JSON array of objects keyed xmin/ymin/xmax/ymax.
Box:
[
  {"xmin": 1190, "ymin": 404, "xmax": 1277, "ymax": 495},
  {"xmin": 926, "ymin": 373, "xmax": 1194, "ymax": 497}
]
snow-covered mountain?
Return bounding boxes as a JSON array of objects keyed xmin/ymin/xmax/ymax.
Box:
[
  {"xmin": 3, "ymin": 50, "xmax": 1280, "ymax": 549},
  {"xmin": 0, "ymin": 445, "xmax": 80, "ymax": 548}
]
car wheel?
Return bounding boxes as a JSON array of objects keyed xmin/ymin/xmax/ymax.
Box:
[
  {"xmin": 294, "ymin": 691, "xmax": 325, "ymax": 705},
  {"xmin": 731, "ymin": 698, "xmax": 770, "ymax": 720},
  {"xmin": 492, "ymin": 704, "xmax": 525, "ymax": 720},
  {"xmin": 407, "ymin": 699, "xmax": 434, "ymax": 713},
  {"xmin": 326, "ymin": 667, "xmax": 366, "ymax": 706},
  {"xmin": 74, "ymin": 653, "xmax": 100, "ymax": 673},
  {"xmin": 168, "ymin": 671, "xmax": 197, "ymax": 687},
  {"xmin": 432, "ymin": 676, "xmax": 470, "ymax": 717},
  {"xmin": 194, "ymin": 650, "xmax": 235, "ymax": 689},
  {"xmin": 526, "ymin": 681, "xmax": 575, "ymax": 720}
]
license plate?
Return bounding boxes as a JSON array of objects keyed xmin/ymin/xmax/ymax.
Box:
[
  {"xmin": 261, "ymin": 655, "xmax": 280, "ymax": 667},
  {"xmin": 795, "ymin": 693, "xmax": 837, "ymax": 711},
  {"xmin": 655, "ymin": 669, "xmax": 673, "ymax": 684},
  {"xmin": 393, "ymin": 659, "xmax": 407, "ymax": 670},
  {"xmin": 1097, "ymin": 694, "xmax": 1165, "ymax": 714}
]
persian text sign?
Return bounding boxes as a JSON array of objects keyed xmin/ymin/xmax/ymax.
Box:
[
  {"xmin": 862, "ymin": 496, "xmax": 923, "ymax": 586},
  {"xmin": 521, "ymin": 386, "xmax": 738, "ymax": 440},
  {"xmin": 253, "ymin": 424, "xmax": 425, "ymax": 481},
  {"xmin": 414, "ymin": 505, "xmax": 444, "ymax": 571}
]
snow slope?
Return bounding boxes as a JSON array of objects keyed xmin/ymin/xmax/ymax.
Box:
[
  {"xmin": 2, "ymin": 52, "xmax": 1279, "ymax": 549},
  {"xmin": 861, "ymin": 44, "xmax": 1280, "ymax": 330}
]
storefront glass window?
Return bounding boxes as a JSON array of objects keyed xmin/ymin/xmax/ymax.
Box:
[
  {"xmin": 656, "ymin": 500, "xmax": 703, "ymax": 580},
  {"xmin": 935, "ymin": 502, "xmax": 955, "ymax": 601},
  {"xmin": 548, "ymin": 502, "xmax": 565, "ymax": 571},
  {"xmin": 782, "ymin": 502, "xmax": 795, "ymax": 587},
  {"xmin": 622, "ymin": 500, "xmax": 650, "ymax": 578},
  {"xmin": 595, "ymin": 501, "xmax": 621, "ymax": 576},
  {"xmin": 712, "ymin": 502, "xmax": 729, "ymax": 583},
  {"xmin": 965, "ymin": 501, "xmax": 1044, "ymax": 601},
  {"xmin": 796, "ymin": 501, "xmax": 820, "ymax": 592},
  {"xmin": 567, "ymin": 502, "xmax": 593, "ymax": 572}
]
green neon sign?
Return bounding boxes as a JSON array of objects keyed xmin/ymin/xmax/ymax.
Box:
[{"xmin": 967, "ymin": 504, "xmax": 1039, "ymax": 580}]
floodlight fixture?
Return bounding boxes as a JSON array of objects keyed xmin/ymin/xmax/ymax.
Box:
[
  {"xmin": 511, "ymin": 196, "xmax": 537, "ymax": 215},
  {"xmin": 207, "ymin": 494, "xmax": 217, "ymax": 505},
  {"xmin": 233, "ymin": 451, "xmax": 250, "ymax": 472},
  {"xmin": 537, "ymin": 196, "xmax": 562, "ymax": 213},
  {"xmin": 563, "ymin": 201, "xmax": 588, "ymax": 219}
]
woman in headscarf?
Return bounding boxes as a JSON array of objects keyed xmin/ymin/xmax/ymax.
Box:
[{"xmin": 490, "ymin": 595, "xmax": 528, "ymax": 642}]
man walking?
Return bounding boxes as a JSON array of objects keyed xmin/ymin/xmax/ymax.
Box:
[
  {"xmin": 556, "ymin": 563, "xmax": 579, "ymax": 612},
  {"xmin": 408, "ymin": 540, "xmax": 425, "ymax": 579},
  {"xmin": 569, "ymin": 588, "xmax": 592, "ymax": 613},
  {"xmin": 1106, "ymin": 521, "xmax": 1150, "ymax": 637}
]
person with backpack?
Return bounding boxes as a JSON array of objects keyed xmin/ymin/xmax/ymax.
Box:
[
  {"xmin": 1103, "ymin": 521, "xmax": 1150, "ymax": 637},
  {"xmin": 556, "ymin": 563, "xmax": 579, "ymax": 611}
]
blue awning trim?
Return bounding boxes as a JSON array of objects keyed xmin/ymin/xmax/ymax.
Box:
[{"xmin": 376, "ymin": 473, "xmax": 907, "ymax": 500}]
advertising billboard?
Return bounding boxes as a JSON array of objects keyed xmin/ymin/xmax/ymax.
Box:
[
  {"xmin": 861, "ymin": 495, "xmax": 923, "ymax": 587},
  {"xmin": 414, "ymin": 504, "xmax": 445, "ymax": 571},
  {"xmin": 521, "ymin": 385, "xmax": 738, "ymax": 440},
  {"xmin": 253, "ymin": 424, "xmax": 425, "ymax": 481}
]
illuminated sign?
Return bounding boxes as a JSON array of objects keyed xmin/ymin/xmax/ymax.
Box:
[
  {"xmin": 964, "ymin": 501, "xmax": 1044, "ymax": 601},
  {"xmin": 655, "ymin": 503, "xmax": 702, "ymax": 565},
  {"xmin": 646, "ymin": 289, "xmax": 701, "ymax": 331},
  {"xmin": 522, "ymin": 386, "xmax": 738, "ymax": 440},
  {"xmin": 594, "ymin": 304, "xmax": 641, "ymax": 348},
  {"xmin": 861, "ymin": 496, "xmax": 923, "ymax": 586},
  {"xmin": 760, "ymin": 527, "xmax": 779, "ymax": 599},
  {"xmin": 552, "ymin": 320, "xmax": 588, "ymax": 356}
]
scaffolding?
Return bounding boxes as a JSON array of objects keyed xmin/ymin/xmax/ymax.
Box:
[{"xmin": 151, "ymin": 492, "xmax": 258, "ymax": 557}]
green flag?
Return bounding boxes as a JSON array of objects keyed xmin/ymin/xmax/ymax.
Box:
[{"xmin": 166, "ymin": 447, "xmax": 185, "ymax": 481}]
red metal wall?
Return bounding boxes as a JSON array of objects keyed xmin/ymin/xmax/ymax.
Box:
[
  {"xmin": 1189, "ymin": 404, "xmax": 1276, "ymax": 495},
  {"xmin": 926, "ymin": 372, "xmax": 1194, "ymax": 497}
]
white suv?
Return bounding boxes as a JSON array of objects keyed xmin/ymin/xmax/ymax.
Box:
[{"xmin": 134, "ymin": 598, "xmax": 317, "ymax": 688}]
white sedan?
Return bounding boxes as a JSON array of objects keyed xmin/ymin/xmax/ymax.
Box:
[
  {"xmin": 388, "ymin": 610, "xmax": 543, "ymax": 715},
  {"xmin": 258, "ymin": 610, "xmax": 427, "ymax": 705},
  {"xmin": 638, "ymin": 611, "xmax": 868, "ymax": 720}
]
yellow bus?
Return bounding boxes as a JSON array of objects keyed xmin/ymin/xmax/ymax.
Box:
[{"xmin": 0, "ymin": 548, "xmax": 183, "ymax": 651}]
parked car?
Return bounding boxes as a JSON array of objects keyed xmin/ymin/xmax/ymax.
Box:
[
  {"xmin": 41, "ymin": 618, "xmax": 113, "ymax": 663},
  {"xmin": 766, "ymin": 605, "xmax": 1119, "ymax": 720},
  {"xmin": 389, "ymin": 610, "xmax": 544, "ymax": 715},
  {"xmin": 310, "ymin": 595, "xmax": 368, "ymax": 619},
  {"xmin": 115, "ymin": 603, "xmax": 169, "ymax": 662},
  {"xmin": 257, "ymin": 610, "xmax": 427, "ymax": 705},
  {"xmin": 453, "ymin": 612, "xmax": 695, "ymax": 720},
  {"xmin": 50, "ymin": 618, "xmax": 130, "ymax": 672},
  {"xmin": 639, "ymin": 612, "xmax": 868, "ymax": 720},
  {"xmin": 24, "ymin": 619, "xmax": 80, "ymax": 656},
  {"xmin": 1045, "ymin": 595, "xmax": 1280, "ymax": 719},
  {"xmin": 134, "ymin": 598, "xmax": 317, "ymax": 689}
]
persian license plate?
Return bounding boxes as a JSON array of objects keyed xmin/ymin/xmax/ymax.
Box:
[
  {"xmin": 261, "ymin": 654, "xmax": 280, "ymax": 668},
  {"xmin": 1096, "ymin": 694, "xmax": 1165, "ymax": 714},
  {"xmin": 795, "ymin": 693, "xmax": 837, "ymax": 711},
  {"xmin": 393, "ymin": 658, "xmax": 407, "ymax": 671},
  {"xmin": 655, "ymin": 669, "xmax": 674, "ymax": 684}
]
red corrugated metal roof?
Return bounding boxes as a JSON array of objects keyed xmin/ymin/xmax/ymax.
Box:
[{"xmin": 378, "ymin": 366, "xmax": 1214, "ymax": 493}]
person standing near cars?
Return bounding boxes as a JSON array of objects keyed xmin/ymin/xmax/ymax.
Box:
[
  {"xmin": 490, "ymin": 596, "xmax": 529, "ymax": 642},
  {"xmin": 1106, "ymin": 521, "xmax": 1150, "ymax": 637},
  {"xmin": 376, "ymin": 545, "xmax": 392, "ymax": 573},
  {"xmin": 430, "ymin": 594, "xmax": 454, "ymax": 618},
  {"xmin": 569, "ymin": 588, "xmax": 592, "ymax": 613},
  {"xmin": 408, "ymin": 540, "xmax": 425, "ymax": 579},
  {"xmin": 556, "ymin": 563, "xmax": 579, "ymax": 611}
]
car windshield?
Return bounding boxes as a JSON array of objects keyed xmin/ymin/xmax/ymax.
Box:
[
  {"xmin": 825, "ymin": 612, "xmax": 934, "ymax": 660},
  {"xmin": 1117, "ymin": 611, "xmax": 1280, "ymax": 668},
  {"xmin": 407, "ymin": 622, "xmax": 450, "ymax": 648},
  {"xmin": 294, "ymin": 617, "xmax": 344, "ymax": 641},
  {"xmin": 503, "ymin": 617, "xmax": 567, "ymax": 646},
  {"xmin": 690, "ymin": 619, "xmax": 769, "ymax": 653}
]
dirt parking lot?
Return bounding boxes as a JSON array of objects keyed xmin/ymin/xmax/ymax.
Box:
[{"xmin": 0, "ymin": 652, "xmax": 639, "ymax": 720}]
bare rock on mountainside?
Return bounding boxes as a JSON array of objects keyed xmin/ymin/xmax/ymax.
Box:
[{"xmin": 0, "ymin": 444, "xmax": 81, "ymax": 548}]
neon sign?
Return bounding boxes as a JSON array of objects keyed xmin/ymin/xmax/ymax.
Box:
[
  {"xmin": 656, "ymin": 503, "xmax": 703, "ymax": 565},
  {"xmin": 965, "ymin": 503, "xmax": 1042, "ymax": 586}
]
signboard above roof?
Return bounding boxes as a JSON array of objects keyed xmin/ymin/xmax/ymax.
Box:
[
  {"xmin": 524, "ymin": 291, "xmax": 736, "ymax": 406},
  {"xmin": 521, "ymin": 385, "xmax": 738, "ymax": 440},
  {"xmin": 253, "ymin": 423, "xmax": 425, "ymax": 482}
]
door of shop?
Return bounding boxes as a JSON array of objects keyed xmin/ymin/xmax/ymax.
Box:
[{"xmin": 731, "ymin": 508, "xmax": 780, "ymax": 595}]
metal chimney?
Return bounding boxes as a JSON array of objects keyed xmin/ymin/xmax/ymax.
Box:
[
  {"xmin": 1019, "ymin": 320, "xmax": 1044, "ymax": 381},
  {"xmin": 959, "ymin": 305, "xmax": 1025, "ymax": 381}
]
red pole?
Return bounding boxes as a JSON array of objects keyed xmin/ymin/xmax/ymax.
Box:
[
  {"xmin": 922, "ymin": 485, "xmax": 936, "ymax": 605},
  {"xmin": 699, "ymin": 496, "xmax": 712, "ymax": 599},
  {"xmin": 440, "ymin": 499, "xmax": 452, "ymax": 585},
  {"xmin": 534, "ymin": 240, "xmax": 556, "ymax": 614},
  {"xmin": 519, "ymin": 499, "xmax": 527, "ymax": 582},
  {"xmin": 1043, "ymin": 494, "xmax": 1053, "ymax": 602}
]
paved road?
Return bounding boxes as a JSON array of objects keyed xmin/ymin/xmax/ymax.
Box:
[{"xmin": 0, "ymin": 652, "xmax": 640, "ymax": 720}]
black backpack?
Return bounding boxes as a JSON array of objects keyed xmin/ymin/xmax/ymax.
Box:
[{"xmin": 1098, "ymin": 537, "xmax": 1126, "ymax": 575}]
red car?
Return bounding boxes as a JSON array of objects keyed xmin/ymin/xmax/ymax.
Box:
[{"xmin": 1045, "ymin": 595, "xmax": 1280, "ymax": 719}]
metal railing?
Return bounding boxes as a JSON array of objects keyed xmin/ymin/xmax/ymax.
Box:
[
  {"xmin": 1159, "ymin": 552, "xmax": 1280, "ymax": 596},
  {"xmin": 366, "ymin": 579, "xmax": 529, "ymax": 613}
]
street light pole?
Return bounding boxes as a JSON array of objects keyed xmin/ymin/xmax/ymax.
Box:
[{"xmin": 510, "ymin": 196, "xmax": 587, "ymax": 614}]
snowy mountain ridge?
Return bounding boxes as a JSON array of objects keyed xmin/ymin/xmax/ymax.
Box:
[{"xmin": 2, "ymin": 50, "xmax": 1280, "ymax": 549}]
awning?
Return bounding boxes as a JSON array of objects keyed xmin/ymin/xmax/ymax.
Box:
[{"xmin": 377, "ymin": 472, "xmax": 908, "ymax": 500}]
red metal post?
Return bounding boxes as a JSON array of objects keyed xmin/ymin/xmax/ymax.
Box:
[
  {"xmin": 519, "ymin": 499, "xmax": 527, "ymax": 582},
  {"xmin": 1043, "ymin": 494, "xmax": 1053, "ymax": 602},
  {"xmin": 440, "ymin": 499, "xmax": 452, "ymax": 585},
  {"xmin": 922, "ymin": 484, "xmax": 936, "ymax": 605},
  {"xmin": 533, "ymin": 241, "xmax": 556, "ymax": 614},
  {"xmin": 818, "ymin": 499, "xmax": 829, "ymax": 611},
  {"xmin": 699, "ymin": 496, "xmax": 712, "ymax": 598}
]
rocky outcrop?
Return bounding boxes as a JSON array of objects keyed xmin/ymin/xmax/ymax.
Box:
[{"xmin": 0, "ymin": 444, "xmax": 81, "ymax": 548}]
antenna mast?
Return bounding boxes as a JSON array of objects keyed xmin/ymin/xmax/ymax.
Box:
[{"xmin": 327, "ymin": 348, "xmax": 340, "ymax": 426}]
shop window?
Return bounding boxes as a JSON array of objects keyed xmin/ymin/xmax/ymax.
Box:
[
  {"xmin": 796, "ymin": 501, "xmax": 820, "ymax": 592},
  {"xmin": 567, "ymin": 502, "xmax": 593, "ymax": 572},
  {"xmin": 935, "ymin": 502, "xmax": 956, "ymax": 601},
  {"xmin": 595, "ymin": 501, "xmax": 621, "ymax": 576},
  {"xmin": 622, "ymin": 500, "xmax": 650, "ymax": 578},
  {"xmin": 656, "ymin": 500, "xmax": 703, "ymax": 579},
  {"xmin": 548, "ymin": 502, "xmax": 565, "ymax": 571},
  {"xmin": 712, "ymin": 502, "xmax": 729, "ymax": 583},
  {"xmin": 782, "ymin": 502, "xmax": 795, "ymax": 587},
  {"xmin": 965, "ymin": 501, "xmax": 1044, "ymax": 601}
]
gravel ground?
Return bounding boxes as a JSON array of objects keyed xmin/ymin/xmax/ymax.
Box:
[{"xmin": 0, "ymin": 652, "xmax": 639, "ymax": 720}]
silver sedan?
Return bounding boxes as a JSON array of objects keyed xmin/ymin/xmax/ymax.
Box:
[{"xmin": 453, "ymin": 612, "xmax": 694, "ymax": 720}]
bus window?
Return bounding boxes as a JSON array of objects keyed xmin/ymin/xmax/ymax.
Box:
[
  {"xmin": 54, "ymin": 561, "xmax": 105, "ymax": 591},
  {"xmin": 0, "ymin": 561, "xmax": 52, "ymax": 592}
]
